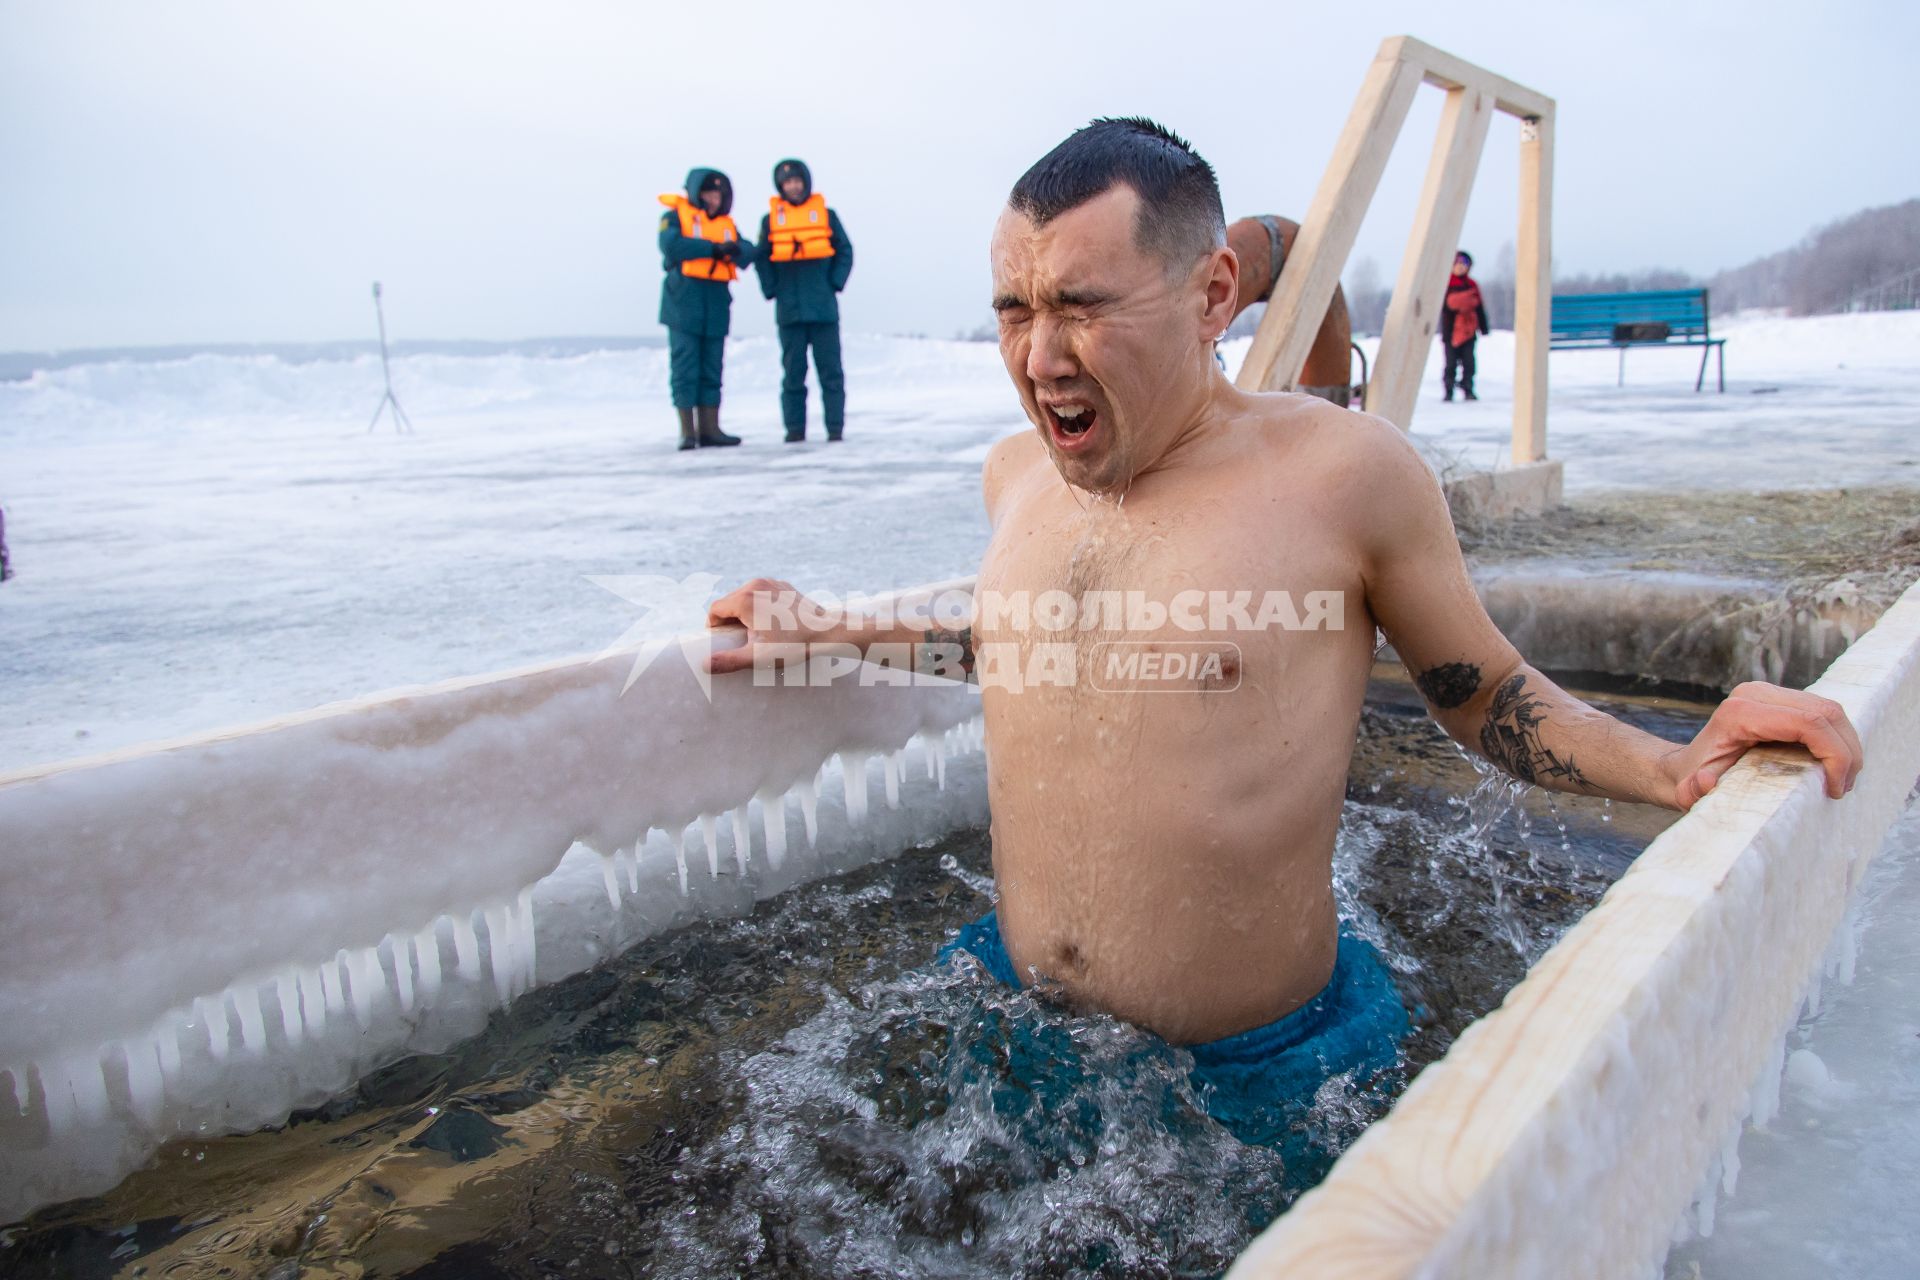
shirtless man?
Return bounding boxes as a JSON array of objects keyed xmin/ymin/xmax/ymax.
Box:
[{"xmin": 707, "ymin": 119, "xmax": 1863, "ymax": 1077}]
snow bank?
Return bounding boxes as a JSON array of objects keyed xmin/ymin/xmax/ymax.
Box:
[{"xmin": 0, "ymin": 584, "xmax": 985, "ymax": 1222}]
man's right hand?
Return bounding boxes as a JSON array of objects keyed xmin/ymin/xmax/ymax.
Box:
[{"xmin": 705, "ymin": 577, "xmax": 853, "ymax": 675}]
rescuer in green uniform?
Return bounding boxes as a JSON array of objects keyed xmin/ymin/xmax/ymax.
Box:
[
  {"xmin": 659, "ymin": 168, "xmax": 752, "ymax": 450},
  {"xmin": 755, "ymin": 159, "xmax": 854, "ymax": 442}
]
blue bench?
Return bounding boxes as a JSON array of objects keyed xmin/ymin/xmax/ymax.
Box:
[{"xmin": 1549, "ymin": 289, "xmax": 1727, "ymax": 392}]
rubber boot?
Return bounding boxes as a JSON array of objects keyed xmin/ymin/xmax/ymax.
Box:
[
  {"xmin": 696, "ymin": 405, "xmax": 740, "ymax": 448},
  {"xmin": 676, "ymin": 407, "xmax": 698, "ymax": 451}
]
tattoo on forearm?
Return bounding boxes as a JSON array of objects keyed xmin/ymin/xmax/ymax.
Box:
[
  {"xmin": 1478, "ymin": 673, "xmax": 1592, "ymax": 789},
  {"xmin": 916, "ymin": 625, "xmax": 976, "ymax": 680},
  {"xmin": 1416, "ymin": 660, "xmax": 1483, "ymax": 710}
]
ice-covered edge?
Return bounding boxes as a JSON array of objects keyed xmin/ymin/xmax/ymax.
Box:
[{"xmin": 0, "ymin": 580, "xmax": 984, "ymax": 1221}]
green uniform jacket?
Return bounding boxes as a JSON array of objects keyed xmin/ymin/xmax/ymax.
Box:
[
  {"xmin": 658, "ymin": 167, "xmax": 754, "ymax": 337},
  {"xmin": 756, "ymin": 208, "xmax": 852, "ymax": 326}
]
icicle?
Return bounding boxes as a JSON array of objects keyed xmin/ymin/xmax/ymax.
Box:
[
  {"xmin": 298, "ymin": 966, "xmax": 329, "ymax": 1036},
  {"xmin": 346, "ymin": 946, "xmax": 384, "ymax": 1028},
  {"xmin": 921, "ymin": 736, "xmax": 937, "ymax": 779},
  {"xmin": 155, "ymin": 1016, "xmax": 183, "ymax": 1081},
  {"xmin": 884, "ymin": 750, "xmax": 904, "ymax": 809},
  {"xmin": 673, "ymin": 827, "xmax": 690, "ymax": 895},
  {"xmin": 701, "ymin": 813, "xmax": 722, "ymax": 877},
  {"xmin": 794, "ymin": 786, "xmax": 817, "ymax": 844},
  {"xmin": 233, "ymin": 985, "xmax": 268, "ymax": 1055},
  {"xmin": 390, "ymin": 936, "xmax": 416, "ymax": 1013},
  {"xmin": 415, "ymin": 926, "xmax": 443, "ymax": 999},
  {"xmin": 452, "ymin": 912, "xmax": 483, "ymax": 985},
  {"xmin": 274, "ymin": 973, "xmax": 302, "ymax": 1044},
  {"xmin": 74, "ymin": 1053, "xmax": 109, "ymax": 1125},
  {"xmin": 601, "ymin": 853, "xmax": 624, "ymax": 911},
  {"xmin": 319, "ymin": 953, "xmax": 348, "ymax": 1018},
  {"xmin": 1750, "ymin": 1034, "xmax": 1787, "ymax": 1129},
  {"xmin": 1832, "ymin": 903, "xmax": 1860, "ymax": 984},
  {"xmin": 516, "ymin": 889, "xmax": 538, "ymax": 990},
  {"xmin": 38, "ymin": 1060, "xmax": 74, "ymax": 1138},
  {"xmin": 759, "ymin": 788, "xmax": 788, "ymax": 870},
  {"xmin": 1720, "ymin": 1126, "xmax": 1743, "ymax": 1197},
  {"xmin": 484, "ymin": 903, "xmax": 517, "ymax": 1003},
  {"xmin": 197, "ymin": 994, "xmax": 231, "ymax": 1062},
  {"xmin": 798, "ymin": 774, "xmax": 820, "ymax": 845},
  {"xmin": 933, "ymin": 738, "xmax": 948, "ymax": 789},
  {"xmin": 730, "ymin": 805, "xmax": 753, "ymax": 875},
  {"xmin": 624, "ymin": 843, "xmax": 640, "ymax": 894},
  {"xmin": 843, "ymin": 751, "xmax": 870, "ymax": 823},
  {"xmin": 122, "ymin": 1037, "xmax": 165, "ymax": 1125},
  {"xmin": 42, "ymin": 1051, "xmax": 109, "ymax": 1134}
]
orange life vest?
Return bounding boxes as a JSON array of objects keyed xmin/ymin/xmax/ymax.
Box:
[
  {"xmin": 660, "ymin": 193, "xmax": 740, "ymax": 282},
  {"xmin": 767, "ymin": 194, "xmax": 835, "ymax": 262}
]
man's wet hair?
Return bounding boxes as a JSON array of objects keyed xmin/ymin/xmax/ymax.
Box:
[{"xmin": 1008, "ymin": 117, "xmax": 1226, "ymax": 272}]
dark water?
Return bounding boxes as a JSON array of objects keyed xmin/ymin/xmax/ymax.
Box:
[{"xmin": 0, "ymin": 676, "xmax": 1708, "ymax": 1280}]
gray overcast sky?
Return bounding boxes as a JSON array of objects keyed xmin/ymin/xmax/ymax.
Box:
[{"xmin": 3, "ymin": 0, "xmax": 1916, "ymax": 350}]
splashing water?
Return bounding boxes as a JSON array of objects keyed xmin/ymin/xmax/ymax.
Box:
[{"xmin": 649, "ymin": 962, "xmax": 1311, "ymax": 1279}]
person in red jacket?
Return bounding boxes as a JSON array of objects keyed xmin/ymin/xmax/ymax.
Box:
[{"xmin": 1441, "ymin": 250, "xmax": 1490, "ymax": 401}]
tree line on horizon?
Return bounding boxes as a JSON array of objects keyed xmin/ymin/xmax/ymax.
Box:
[{"xmin": 1332, "ymin": 196, "xmax": 1920, "ymax": 336}]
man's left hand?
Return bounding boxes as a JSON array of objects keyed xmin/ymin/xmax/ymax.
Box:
[{"xmin": 1662, "ymin": 682, "xmax": 1864, "ymax": 811}]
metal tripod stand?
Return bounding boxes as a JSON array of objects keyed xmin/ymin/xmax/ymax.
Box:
[{"xmin": 366, "ymin": 281, "xmax": 415, "ymax": 433}]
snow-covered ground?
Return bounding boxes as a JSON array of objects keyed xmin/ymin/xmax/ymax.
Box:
[
  {"xmin": 0, "ymin": 338, "xmax": 1012, "ymax": 769},
  {"xmin": 5, "ymin": 310, "xmax": 1916, "ymax": 771},
  {"xmin": 1351, "ymin": 309, "xmax": 1920, "ymax": 490}
]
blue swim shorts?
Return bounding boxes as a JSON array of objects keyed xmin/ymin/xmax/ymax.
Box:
[{"xmin": 938, "ymin": 911, "xmax": 1409, "ymax": 1149}]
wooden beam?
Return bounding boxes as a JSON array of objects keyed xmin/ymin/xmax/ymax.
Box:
[
  {"xmin": 1395, "ymin": 34, "xmax": 1554, "ymax": 120},
  {"xmin": 1367, "ymin": 87, "xmax": 1495, "ymax": 428},
  {"xmin": 1512, "ymin": 112, "xmax": 1554, "ymax": 463},
  {"xmin": 1236, "ymin": 47, "xmax": 1421, "ymax": 393}
]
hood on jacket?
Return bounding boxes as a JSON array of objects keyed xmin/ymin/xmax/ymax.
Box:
[
  {"xmin": 684, "ymin": 167, "xmax": 733, "ymax": 217},
  {"xmin": 772, "ymin": 158, "xmax": 813, "ymax": 204}
]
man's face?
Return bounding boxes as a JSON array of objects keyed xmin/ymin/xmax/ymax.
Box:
[
  {"xmin": 700, "ymin": 186, "xmax": 723, "ymax": 215},
  {"xmin": 780, "ymin": 175, "xmax": 808, "ymax": 203},
  {"xmin": 1452, "ymin": 257, "xmax": 1469, "ymax": 276},
  {"xmin": 991, "ymin": 186, "xmax": 1225, "ymax": 493}
]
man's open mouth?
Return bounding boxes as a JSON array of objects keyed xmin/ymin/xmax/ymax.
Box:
[{"xmin": 1045, "ymin": 401, "xmax": 1099, "ymax": 448}]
